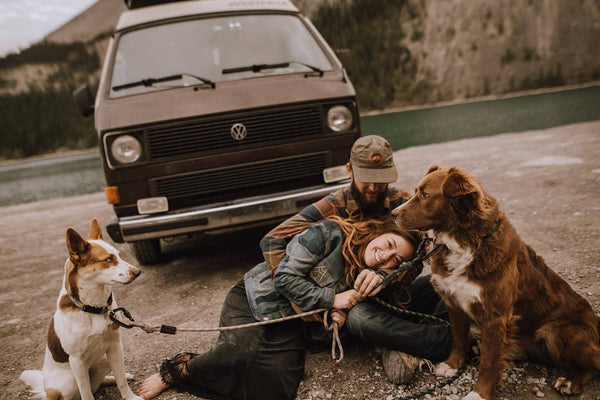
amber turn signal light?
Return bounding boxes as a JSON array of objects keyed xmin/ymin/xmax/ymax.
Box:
[{"xmin": 105, "ymin": 186, "xmax": 121, "ymax": 205}]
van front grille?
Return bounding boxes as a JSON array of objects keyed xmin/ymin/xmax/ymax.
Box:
[
  {"xmin": 152, "ymin": 152, "xmax": 328, "ymax": 200},
  {"xmin": 147, "ymin": 105, "xmax": 323, "ymax": 160}
]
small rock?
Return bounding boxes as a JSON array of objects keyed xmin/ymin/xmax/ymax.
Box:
[
  {"xmin": 539, "ymin": 377, "xmax": 546, "ymax": 385},
  {"xmin": 535, "ymin": 390, "xmax": 545, "ymax": 398}
]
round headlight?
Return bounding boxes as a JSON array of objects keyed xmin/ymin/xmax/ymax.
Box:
[
  {"xmin": 327, "ymin": 105, "xmax": 353, "ymax": 132},
  {"xmin": 111, "ymin": 135, "xmax": 141, "ymax": 164}
]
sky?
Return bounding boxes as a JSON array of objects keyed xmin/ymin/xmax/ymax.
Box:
[{"xmin": 0, "ymin": 0, "xmax": 97, "ymax": 57}]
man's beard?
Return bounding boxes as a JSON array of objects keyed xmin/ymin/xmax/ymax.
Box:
[{"xmin": 350, "ymin": 181, "xmax": 388, "ymax": 216}]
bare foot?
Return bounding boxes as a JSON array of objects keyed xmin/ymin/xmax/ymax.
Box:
[{"xmin": 139, "ymin": 373, "xmax": 170, "ymax": 400}]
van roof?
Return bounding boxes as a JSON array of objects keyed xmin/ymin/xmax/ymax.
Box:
[{"xmin": 116, "ymin": 0, "xmax": 299, "ymax": 31}]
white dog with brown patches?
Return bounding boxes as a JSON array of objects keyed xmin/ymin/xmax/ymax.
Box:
[{"xmin": 20, "ymin": 219, "xmax": 143, "ymax": 400}]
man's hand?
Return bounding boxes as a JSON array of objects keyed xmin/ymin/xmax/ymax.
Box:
[
  {"xmin": 354, "ymin": 269, "xmax": 385, "ymax": 298},
  {"xmin": 332, "ymin": 289, "xmax": 363, "ymax": 309}
]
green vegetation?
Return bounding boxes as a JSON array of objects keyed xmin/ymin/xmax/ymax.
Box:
[
  {"xmin": 311, "ymin": 0, "xmax": 417, "ymax": 110},
  {"xmin": 0, "ymin": 40, "xmax": 101, "ymax": 159},
  {"xmin": 0, "ymin": 86, "xmax": 97, "ymax": 159},
  {"xmin": 501, "ymin": 48, "xmax": 516, "ymax": 64},
  {"xmin": 0, "ymin": 41, "xmax": 99, "ymax": 73},
  {"xmin": 520, "ymin": 64, "xmax": 565, "ymax": 90}
]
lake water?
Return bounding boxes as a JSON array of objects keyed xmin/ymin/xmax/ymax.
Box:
[{"xmin": 0, "ymin": 152, "xmax": 104, "ymax": 206}]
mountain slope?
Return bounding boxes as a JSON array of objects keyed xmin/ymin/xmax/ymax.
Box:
[{"xmin": 45, "ymin": 0, "xmax": 126, "ymax": 44}]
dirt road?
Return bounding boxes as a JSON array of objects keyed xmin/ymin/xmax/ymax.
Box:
[{"xmin": 2, "ymin": 121, "xmax": 599, "ymax": 400}]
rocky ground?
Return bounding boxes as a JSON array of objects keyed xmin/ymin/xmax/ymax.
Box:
[{"xmin": 2, "ymin": 121, "xmax": 599, "ymax": 400}]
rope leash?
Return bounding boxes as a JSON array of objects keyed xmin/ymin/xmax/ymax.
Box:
[
  {"xmin": 393, "ymin": 365, "xmax": 467, "ymax": 400},
  {"xmin": 110, "ymin": 306, "xmax": 345, "ymax": 363},
  {"xmin": 376, "ymin": 237, "xmax": 441, "ymax": 291},
  {"xmin": 109, "ymin": 238, "xmax": 449, "ymax": 369},
  {"xmin": 371, "ymin": 238, "xmax": 472, "ymax": 399}
]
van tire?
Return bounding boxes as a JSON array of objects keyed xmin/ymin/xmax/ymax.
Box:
[{"xmin": 131, "ymin": 239, "xmax": 161, "ymax": 265}]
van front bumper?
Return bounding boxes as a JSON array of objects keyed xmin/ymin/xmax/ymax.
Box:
[{"xmin": 106, "ymin": 182, "xmax": 348, "ymax": 243}]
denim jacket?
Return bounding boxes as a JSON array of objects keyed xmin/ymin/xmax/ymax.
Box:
[
  {"xmin": 245, "ymin": 220, "xmax": 350, "ymax": 321},
  {"xmin": 260, "ymin": 186, "xmax": 410, "ymax": 273}
]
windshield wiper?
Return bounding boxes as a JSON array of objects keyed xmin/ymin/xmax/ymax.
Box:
[
  {"xmin": 222, "ymin": 62, "xmax": 289, "ymax": 75},
  {"xmin": 112, "ymin": 73, "xmax": 215, "ymax": 91},
  {"xmin": 222, "ymin": 61, "xmax": 324, "ymax": 77},
  {"xmin": 288, "ymin": 61, "xmax": 324, "ymax": 77}
]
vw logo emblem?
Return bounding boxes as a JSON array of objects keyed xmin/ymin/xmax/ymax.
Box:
[{"xmin": 230, "ymin": 123, "xmax": 247, "ymax": 141}]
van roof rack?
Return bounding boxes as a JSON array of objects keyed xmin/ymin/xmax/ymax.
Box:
[{"xmin": 124, "ymin": 0, "xmax": 184, "ymax": 9}]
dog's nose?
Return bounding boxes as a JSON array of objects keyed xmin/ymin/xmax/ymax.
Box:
[{"xmin": 130, "ymin": 268, "xmax": 141, "ymax": 278}]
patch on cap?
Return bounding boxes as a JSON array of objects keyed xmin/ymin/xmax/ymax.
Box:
[{"xmin": 370, "ymin": 153, "xmax": 383, "ymax": 166}]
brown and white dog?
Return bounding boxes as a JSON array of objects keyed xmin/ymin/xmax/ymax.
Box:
[
  {"xmin": 393, "ymin": 165, "xmax": 600, "ymax": 400},
  {"xmin": 20, "ymin": 219, "xmax": 143, "ymax": 400}
]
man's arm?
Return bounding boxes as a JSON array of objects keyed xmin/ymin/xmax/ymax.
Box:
[{"xmin": 260, "ymin": 188, "xmax": 346, "ymax": 275}]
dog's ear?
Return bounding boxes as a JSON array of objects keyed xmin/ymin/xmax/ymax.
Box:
[
  {"xmin": 426, "ymin": 164, "xmax": 440, "ymax": 175},
  {"xmin": 442, "ymin": 167, "xmax": 479, "ymax": 198},
  {"xmin": 66, "ymin": 228, "xmax": 89, "ymax": 263},
  {"xmin": 442, "ymin": 168, "xmax": 485, "ymax": 222},
  {"xmin": 88, "ymin": 218, "xmax": 103, "ymax": 240}
]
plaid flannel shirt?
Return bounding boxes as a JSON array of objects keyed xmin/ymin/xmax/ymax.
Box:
[{"xmin": 259, "ymin": 185, "xmax": 411, "ymax": 275}]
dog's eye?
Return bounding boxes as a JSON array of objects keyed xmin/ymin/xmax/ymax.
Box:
[
  {"xmin": 105, "ymin": 256, "xmax": 113, "ymax": 263},
  {"xmin": 422, "ymin": 191, "xmax": 430, "ymax": 198}
]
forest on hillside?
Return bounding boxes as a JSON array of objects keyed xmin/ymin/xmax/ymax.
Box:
[{"xmin": 0, "ymin": 0, "xmax": 598, "ymax": 160}]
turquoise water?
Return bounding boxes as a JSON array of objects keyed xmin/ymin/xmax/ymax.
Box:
[
  {"xmin": 0, "ymin": 152, "xmax": 104, "ymax": 206},
  {"xmin": 362, "ymin": 85, "xmax": 600, "ymax": 150}
]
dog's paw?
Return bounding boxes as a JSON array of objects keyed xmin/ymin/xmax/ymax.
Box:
[
  {"xmin": 463, "ymin": 391, "xmax": 485, "ymax": 400},
  {"xmin": 554, "ymin": 376, "xmax": 581, "ymax": 395},
  {"xmin": 434, "ymin": 362, "xmax": 457, "ymax": 377}
]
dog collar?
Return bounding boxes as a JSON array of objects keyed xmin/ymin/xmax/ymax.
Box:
[{"xmin": 70, "ymin": 293, "xmax": 113, "ymax": 314}]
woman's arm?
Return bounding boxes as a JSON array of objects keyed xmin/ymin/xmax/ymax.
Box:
[{"xmin": 272, "ymin": 223, "xmax": 336, "ymax": 311}]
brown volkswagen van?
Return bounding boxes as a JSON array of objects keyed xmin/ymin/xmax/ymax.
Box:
[{"xmin": 74, "ymin": 0, "xmax": 360, "ymax": 264}]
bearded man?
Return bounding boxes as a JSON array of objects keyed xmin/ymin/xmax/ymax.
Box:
[{"xmin": 260, "ymin": 135, "xmax": 410, "ymax": 274}]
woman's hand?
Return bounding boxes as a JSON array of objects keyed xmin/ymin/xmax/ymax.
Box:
[
  {"xmin": 354, "ymin": 269, "xmax": 385, "ymax": 298},
  {"xmin": 332, "ymin": 289, "xmax": 363, "ymax": 309},
  {"xmin": 329, "ymin": 309, "xmax": 347, "ymax": 328}
]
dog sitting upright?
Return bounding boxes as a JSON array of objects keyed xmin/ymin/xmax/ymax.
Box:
[
  {"xmin": 20, "ymin": 219, "xmax": 143, "ymax": 400},
  {"xmin": 393, "ymin": 165, "xmax": 600, "ymax": 400}
]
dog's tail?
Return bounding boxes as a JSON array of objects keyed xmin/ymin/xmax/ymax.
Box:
[{"xmin": 20, "ymin": 370, "xmax": 45, "ymax": 399}]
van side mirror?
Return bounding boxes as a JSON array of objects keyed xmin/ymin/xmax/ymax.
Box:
[{"xmin": 73, "ymin": 85, "xmax": 95, "ymax": 117}]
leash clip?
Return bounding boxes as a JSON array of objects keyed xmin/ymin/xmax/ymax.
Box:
[{"xmin": 109, "ymin": 307, "xmax": 135, "ymax": 329}]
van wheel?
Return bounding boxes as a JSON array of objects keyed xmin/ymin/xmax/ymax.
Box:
[{"xmin": 131, "ymin": 239, "xmax": 161, "ymax": 265}]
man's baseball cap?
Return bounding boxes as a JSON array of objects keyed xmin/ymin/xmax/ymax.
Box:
[{"xmin": 349, "ymin": 135, "xmax": 398, "ymax": 183}]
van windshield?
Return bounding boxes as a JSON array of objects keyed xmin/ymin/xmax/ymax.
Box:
[{"xmin": 109, "ymin": 14, "xmax": 334, "ymax": 98}]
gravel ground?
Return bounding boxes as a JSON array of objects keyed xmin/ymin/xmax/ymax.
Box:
[{"xmin": 2, "ymin": 121, "xmax": 599, "ymax": 400}]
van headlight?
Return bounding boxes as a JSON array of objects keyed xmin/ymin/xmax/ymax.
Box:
[
  {"xmin": 111, "ymin": 135, "xmax": 142, "ymax": 164},
  {"xmin": 327, "ymin": 105, "xmax": 353, "ymax": 132}
]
